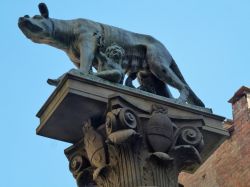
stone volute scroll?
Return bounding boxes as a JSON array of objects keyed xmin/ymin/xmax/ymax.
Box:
[
  {"xmin": 64, "ymin": 97, "xmax": 206, "ymax": 187},
  {"xmin": 19, "ymin": 3, "xmax": 229, "ymax": 187}
]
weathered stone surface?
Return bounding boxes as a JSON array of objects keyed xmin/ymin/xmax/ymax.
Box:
[
  {"xmin": 36, "ymin": 70, "xmax": 229, "ymax": 187},
  {"xmin": 179, "ymin": 86, "xmax": 250, "ymax": 187}
]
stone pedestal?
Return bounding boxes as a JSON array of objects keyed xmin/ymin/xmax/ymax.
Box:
[{"xmin": 36, "ymin": 70, "xmax": 229, "ymax": 187}]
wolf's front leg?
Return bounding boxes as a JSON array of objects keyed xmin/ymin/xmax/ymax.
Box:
[{"xmin": 79, "ymin": 36, "xmax": 97, "ymax": 74}]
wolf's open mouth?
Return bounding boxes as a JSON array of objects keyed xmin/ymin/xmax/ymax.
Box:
[{"xmin": 18, "ymin": 18, "xmax": 43, "ymax": 33}]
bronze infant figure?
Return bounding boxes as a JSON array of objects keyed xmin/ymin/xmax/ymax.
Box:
[
  {"xmin": 94, "ymin": 43, "xmax": 125, "ymax": 84},
  {"xmin": 94, "ymin": 42, "xmax": 173, "ymax": 98}
]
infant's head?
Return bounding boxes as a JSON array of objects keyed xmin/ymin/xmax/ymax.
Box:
[{"xmin": 105, "ymin": 44, "xmax": 125, "ymax": 62}]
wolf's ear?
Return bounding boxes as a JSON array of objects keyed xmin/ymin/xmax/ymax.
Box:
[{"xmin": 38, "ymin": 3, "xmax": 49, "ymax": 18}]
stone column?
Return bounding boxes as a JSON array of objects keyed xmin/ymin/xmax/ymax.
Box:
[
  {"xmin": 65, "ymin": 105, "xmax": 204, "ymax": 187},
  {"xmin": 36, "ymin": 71, "xmax": 229, "ymax": 187}
]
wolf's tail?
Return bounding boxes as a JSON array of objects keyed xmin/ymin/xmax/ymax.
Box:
[{"xmin": 170, "ymin": 59, "xmax": 205, "ymax": 107}]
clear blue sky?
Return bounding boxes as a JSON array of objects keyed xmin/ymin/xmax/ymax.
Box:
[{"xmin": 1, "ymin": 0, "xmax": 250, "ymax": 186}]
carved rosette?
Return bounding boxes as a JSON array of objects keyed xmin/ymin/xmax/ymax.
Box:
[{"xmin": 65, "ymin": 99, "xmax": 205, "ymax": 187}]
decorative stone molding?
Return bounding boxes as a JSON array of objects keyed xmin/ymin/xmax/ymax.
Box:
[{"xmin": 36, "ymin": 71, "xmax": 229, "ymax": 186}]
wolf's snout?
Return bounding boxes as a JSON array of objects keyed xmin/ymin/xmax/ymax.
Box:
[
  {"xmin": 18, "ymin": 17, "xmax": 26, "ymax": 28},
  {"xmin": 18, "ymin": 15, "xmax": 31, "ymax": 23},
  {"xmin": 18, "ymin": 17, "xmax": 43, "ymax": 33},
  {"xmin": 18, "ymin": 17, "xmax": 30, "ymax": 28},
  {"xmin": 18, "ymin": 17, "xmax": 27, "ymax": 23}
]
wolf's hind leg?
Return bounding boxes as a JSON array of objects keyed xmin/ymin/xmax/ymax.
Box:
[{"xmin": 147, "ymin": 54, "xmax": 190, "ymax": 103}]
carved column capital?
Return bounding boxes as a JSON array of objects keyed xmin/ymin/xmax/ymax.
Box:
[{"xmin": 65, "ymin": 98, "xmax": 204, "ymax": 187}]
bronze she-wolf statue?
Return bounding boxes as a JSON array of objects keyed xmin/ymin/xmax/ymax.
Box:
[{"xmin": 18, "ymin": 3, "xmax": 204, "ymax": 107}]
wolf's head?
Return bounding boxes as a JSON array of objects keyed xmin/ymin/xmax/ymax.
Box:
[{"xmin": 18, "ymin": 3, "xmax": 54, "ymax": 44}]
